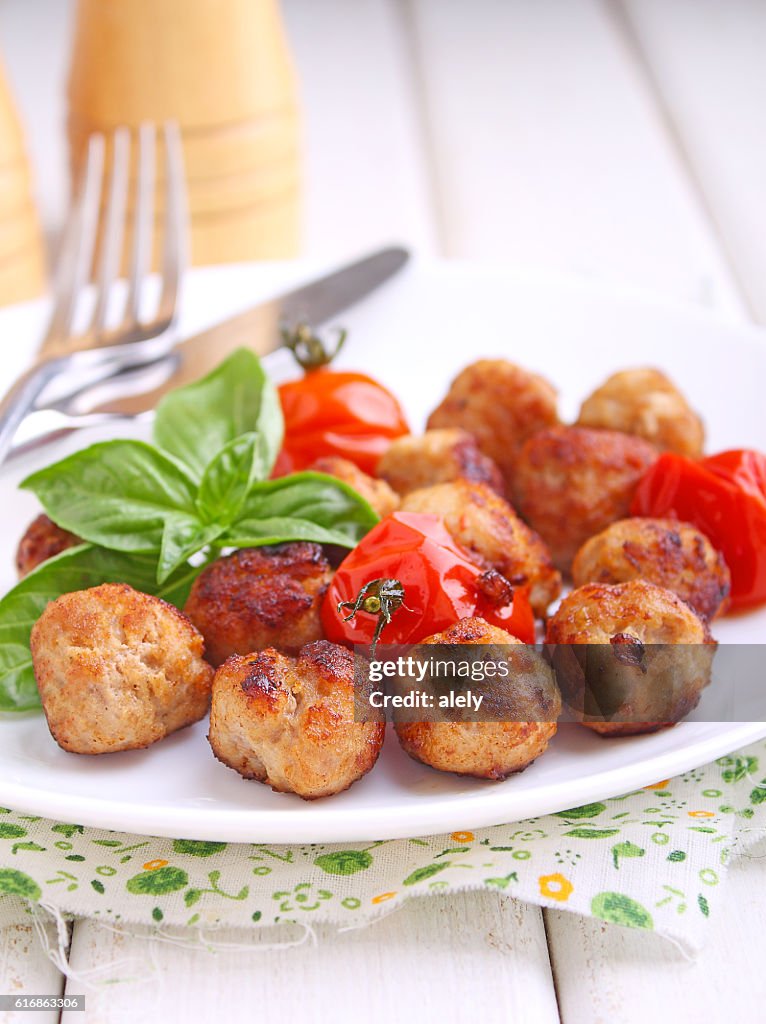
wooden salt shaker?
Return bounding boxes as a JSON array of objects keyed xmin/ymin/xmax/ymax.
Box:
[
  {"xmin": 67, "ymin": 0, "xmax": 301, "ymax": 264},
  {"xmin": 0, "ymin": 55, "xmax": 46, "ymax": 305}
]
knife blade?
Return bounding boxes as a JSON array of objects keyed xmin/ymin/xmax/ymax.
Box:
[{"xmin": 58, "ymin": 245, "xmax": 409, "ymax": 418}]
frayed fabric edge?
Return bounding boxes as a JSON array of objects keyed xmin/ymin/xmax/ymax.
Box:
[
  {"xmin": 9, "ymin": 877, "xmax": 706, "ymax": 973},
  {"xmin": 23, "ymin": 902, "xmax": 319, "ymax": 989}
]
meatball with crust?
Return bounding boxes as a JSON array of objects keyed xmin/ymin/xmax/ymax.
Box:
[
  {"xmin": 16, "ymin": 514, "xmax": 80, "ymax": 577},
  {"xmin": 184, "ymin": 543, "xmax": 332, "ymax": 666},
  {"xmin": 572, "ymin": 517, "xmax": 730, "ymax": 621},
  {"xmin": 395, "ymin": 618, "xmax": 561, "ymax": 779},
  {"xmin": 513, "ymin": 426, "xmax": 658, "ymax": 573},
  {"xmin": 310, "ymin": 456, "xmax": 399, "ymax": 518},
  {"xmin": 546, "ymin": 580, "xmax": 715, "ymax": 737},
  {"xmin": 30, "ymin": 583, "xmax": 213, "ymax": 754},
  {"xmin": 400, "ymin": 480, "xmax": 561, "ymax": 617},
  {"xmin": 377, "ymin": 429, "xmax": 504, "ymax": 497},
  {"xmin": 208, "ymin": 640, "xmax": 384, "ymax": 799},
  {"xmin": 427, "ymin": 360, "xmax": 559, "ymax": 489},
  {"xmin": 577, "ymin": 367, "xmax": 704, "ymax": 458}
]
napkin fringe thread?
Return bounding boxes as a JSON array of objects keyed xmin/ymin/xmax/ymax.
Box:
[{"xmin": 25, "ymin": 902, "xmax": 319, "ymax": 988}]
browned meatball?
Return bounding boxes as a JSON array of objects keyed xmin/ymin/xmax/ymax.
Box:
[
  {"xmin": 16, "ymin": 513, "xmax": 80, "ymax": 577},
  {"xmin": 208, "ymin": 640, "xmax": 384, "ymax": 799},
  {"xmin": 394, "ymin": 618, "xmax": 561, "ymax": 779},
  {"xmin": 184, "ymin": 543, "xmax": 332, "ymax": 666},
  {"xmin": 30, "ymin": 583, "xmax": 213, "ymax": 754},
  {"xmin": 571, "ymin": 517, "xmax": 730, "ymax": 621},
  {"xmin": 513, "ymin": 426, "xmax": 658, "ymax": 573},
  {"xmin": 577, "ymin": 368, "xmax": 704, "ymax": 458},
  {"xmin": 310, "ymin": 456, "xmax": 399, "ymax": 518},
  {"xmin": 546, "ymin": 580, "xmax": 715, "ymax": 737},
  {"xmin": 377, "ymin": 429, "xmax": 504, "ymax": 497},
  {"xmin": 427, "ymin": 360, "xmax": 559, "ymax": 489},
  {"xmin": 400, "ymin": 480, "xmax": 561, "ymax": 617}
]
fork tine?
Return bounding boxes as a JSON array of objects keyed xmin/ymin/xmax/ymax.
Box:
[
  {"xmin": 43, "ymin": 133, "xmax": 105, "ymax": 344},
  {"xmin": 91, "ymin": 127, "xmax": 130, "ymax": 335},
  {"xmin": 156, "ymin": 121, "xmax": 188, "ymax": 326},
  {"xmin": 125, "ymin": 122, "xmax": 155, "ymax": 325}
]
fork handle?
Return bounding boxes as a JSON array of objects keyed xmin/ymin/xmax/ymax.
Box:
[{"xmin": 0, "ymin": 359, "xmax": 65, "ymax": 465}]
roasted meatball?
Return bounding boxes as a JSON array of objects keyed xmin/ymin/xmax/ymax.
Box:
[
  {"xmin": 377, "ymin": 429, "xmax": 504, "ymax": 497},
  {"xmin": 400, "ymin": 480, "xmax": 561, "ymax": 617},
  {"xmin": 16, "ymin": 513, "xmax": 80, "ymax": 577},
  {"xmin": 395, "ymin": 618, "xmax": 561, "ymax": 779},
  {"xmin": 184, "ymin": 543, "xmax": 332, "ymax": 666},
  {"xmin": 572, "ymin": 517, "xmax": 730, "ymax": 621},
  {"xmin": 577, "ymin": 367, "xmax": 704, "ymax": 458},
  {"xmin": 310, "ymin": 456, "xmax": 399, "ymax": 518},
  {"xmin": 546, "ymin": 580, "xmax": 715, "ymax": 736},
  {"xmin": 30, "ymin": 583, "xmax": 213, "ymax": 754},
  {"xmin": 427, "ymin": 360, "xmax": 559, "ymax": 489},
  {"xmin": 513, "ymin": 426, "xmax": 658, "ymax": 573},
  {"xmin": 208, "ymin": 640, "xmax": 384, "ymax": 799}
]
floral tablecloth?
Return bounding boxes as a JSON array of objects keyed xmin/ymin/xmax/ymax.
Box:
[{"xmin": 2, "ymin": 740, "xmax": 765, "ymax": 957}]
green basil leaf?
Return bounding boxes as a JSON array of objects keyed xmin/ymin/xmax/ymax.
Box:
[
  {"xmin": 223, "ymin": 517, "xmax": 374, "ymax": 548},
  {"xmin": 0, "ymin": 545, "xmax": 202, "ymax": 712},
  {"xmin": 223, "ymin": 471, "xmax": 379, "ymax": 549},
  {"xmin": 157, "ymin": 516, "xmax": 226, "ymax": 584},
  {"xmin": 196, "ymin": 432, "xmax": 265, "ymax": 526},
  {"xmin": 20, "ymin": 440, "xmax": 198, "ymax": 553},
  {"xmin": 153, "ymin": 348, "xmax": 283, "ymax": 481}
]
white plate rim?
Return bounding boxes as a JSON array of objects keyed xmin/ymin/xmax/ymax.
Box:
[{"xmin": 1, "ymin": 722, "xmax": 765, "ymax": 842}]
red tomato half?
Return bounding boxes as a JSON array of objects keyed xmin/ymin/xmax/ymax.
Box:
[
  {"xmin": 277, "ymin": 369, "xmax": 409, "ymax": 475},
  {"xmin": 631, "ymin": 449, "xmax": 766, "ymax": 611},
  {"xmin": 321, "ymin": 511, "xmax": 536, "ymax": 646}
]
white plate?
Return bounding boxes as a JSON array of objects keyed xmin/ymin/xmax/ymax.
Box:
[{"xmin": 1, "ymin": 260, "xmax": 765, "ymax": 843}]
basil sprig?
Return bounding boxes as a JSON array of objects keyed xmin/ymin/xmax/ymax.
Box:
[
  {"xmin": 152, "ymin": 347, "xmax": 283, "ymax": 481},
  {"xmin": 0, "ymin": 348, "xmax": 379, "ymax": 712}
]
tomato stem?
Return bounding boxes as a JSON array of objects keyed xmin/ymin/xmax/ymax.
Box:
[
  {"xmin": 280, "ymin": 322, "xmax": 347, "ymax": 370},
  {"xmin": 337, "ymin": 577, "xmax": 406, "ymax": 655}
]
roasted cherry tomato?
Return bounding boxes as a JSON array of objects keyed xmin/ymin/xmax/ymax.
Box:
[
  {"xmin": 321, "ymin": 511, "xmax": 536, "ymax": 646},
  {"xmin": 277, "ymin": 368, "xmax": 409, "ymax": 475},
  {"xmin": 632, "ymin": 449, "xmax": 766, "ymax": 611}
]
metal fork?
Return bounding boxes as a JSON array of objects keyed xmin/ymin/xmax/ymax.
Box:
[{"xmin": 0, "ymin": 121, "xmax": 187, "ymax": 464}]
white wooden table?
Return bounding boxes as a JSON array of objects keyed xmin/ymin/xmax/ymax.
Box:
[{"xmin": 1, "ymin": 1, "xmax": 765, "ymax": 1020}]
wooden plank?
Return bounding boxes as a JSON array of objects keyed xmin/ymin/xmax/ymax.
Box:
[
  {"xmin": 618, "ymin": 0, "xmax": 766, "ymax": 322},
  {"xmin": 280, "ymin": 0, "xmax": 440, "ymax": 258},
  {"xmin": 545, "ymin": 853, "xmax": 766, "ymax": 1023},
  {"xmin": 404, "ymin": 0, "xmax": 745, "ymax": 316},
  {"xmin": 0, "ymin": 924, "xmax": 64, "ymax": 1024},
  {"xmin": 62, "ymin": 893, "xmax": 559, "ymax": 1024}
]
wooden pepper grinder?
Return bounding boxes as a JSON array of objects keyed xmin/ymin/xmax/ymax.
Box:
[
  {"xmin": 0, "ymin": 54, "xmax": 46, "ymax": 305},
  {"xmin": 67, "ymin": 0, "xmax": 301, "ymax": 265}
]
